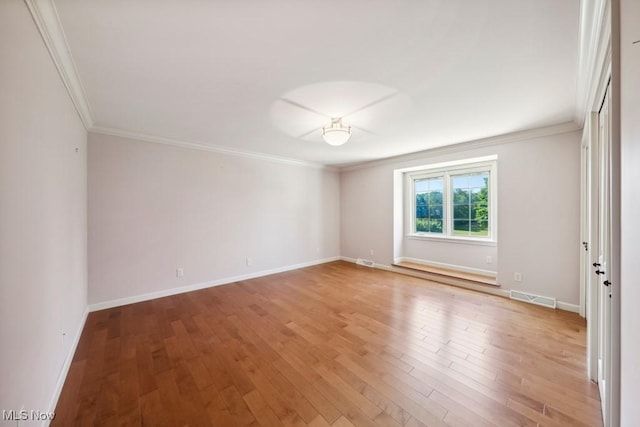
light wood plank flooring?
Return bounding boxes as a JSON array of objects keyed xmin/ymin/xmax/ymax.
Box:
[{"xmin": 53, "ymin": 261, "xmax": 602, "ymax": 426}]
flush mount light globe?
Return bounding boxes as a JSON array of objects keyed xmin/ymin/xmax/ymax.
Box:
[{"xmin": 321, "ymin": 118, "xmax": 352, "ymax": 146}]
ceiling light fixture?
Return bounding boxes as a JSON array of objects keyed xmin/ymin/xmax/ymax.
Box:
[{"xmin": 321, "ymin": 118, "xmax": 351, "ymax": 146}]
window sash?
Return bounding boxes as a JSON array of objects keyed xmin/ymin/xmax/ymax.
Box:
[
  {"xmin": 414, "ymin": 176, "xmax": 445, "ymax": 234},
  {"xmin": 407, "ymin": 162, "xmax": 495, "ymax": 241}
]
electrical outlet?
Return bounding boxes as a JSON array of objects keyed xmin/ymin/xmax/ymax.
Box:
[
  {"xmin": 246, "ymin": 257, "xmax": 253, "ymax": 266},
  {"xmin": 514, "ymin": 272, "xmax": 522, "ymax": 282},
  {"xmin": 486, "ymin": 256, "xmax": 492, "ymax": 264},
  {"xmin": 176, "ymin": 268, "xmax": 184, "ymax": 278}
]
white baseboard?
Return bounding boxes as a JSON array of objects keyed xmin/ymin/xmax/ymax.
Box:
[
  {"xmin": 88, "ymin": 256, "xmax": 341, "ymax": 312},
  {"xmin": 343, "ymin": 257, "xmax": 579, "ymax": 313},
  {"xmin": 341, "ymin": 256, "xmax": 509, "ymax": 298},
  {"xmin": 556, "ymin": 301, "xmax": 581, "ymax": 313},
  {"xmin": 45, "ymin": 306, "xmax": 89, "ymax": 426},
  {"xmin": 395, "ymin": 256, "xmax": 497, "ymax": 278}
]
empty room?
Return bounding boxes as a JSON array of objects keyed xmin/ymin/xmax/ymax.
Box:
[{"xmin": 1, "ymin": 0, "xmax": 639, "ymax": 426}]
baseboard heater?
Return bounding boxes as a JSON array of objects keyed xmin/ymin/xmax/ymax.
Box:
[
  {"xmin": 356, "ymin": 258, "xmax": 375, "ymax": 267},
  {"xmin": 509, "ymin": 290, "xmax": 557, "ymax": 309}
]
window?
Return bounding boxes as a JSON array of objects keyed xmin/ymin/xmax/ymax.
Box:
[
  {"xmin": 408, "ymin": 159, "xmax": 496, "ymax": 242},
  {"xmin": 415, "ymin": 177, "xmax": 443, "ymax": 233},
  {"xmin": 452, "ymin": 171, "xmax": 489, "ymax": 237}
]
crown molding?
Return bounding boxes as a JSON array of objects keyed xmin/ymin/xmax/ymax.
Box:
[
  {"xmin": 575, "ymin": 0, "xmax": 610, "ymax": 123},
  {"xmin": 25, "ymin": 0, "xmax": 93, "ymax": 129},
  {"xmin": 340, "ymin": 121, "xmax": 581, "ymax": 172},
  {"xmin": 24, "ymin": 0, "xmax": 588, "ymax": 171},
  {"xmin": 90, "ymin": 126, "xmax": 338, "ymax": 171}
]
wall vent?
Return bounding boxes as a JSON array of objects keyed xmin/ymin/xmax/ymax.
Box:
[
  {"xmin": 509, "ymin": 290, "xmax": 557, "ymax": 309},
  {"xmin": 356, "ymin": 258, "xmax": 375, "ymax": 267}
]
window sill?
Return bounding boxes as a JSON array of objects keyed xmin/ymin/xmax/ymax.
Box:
[{"xmin": 406, "ymin": 233, "xmax": 497, "ymax": 247}]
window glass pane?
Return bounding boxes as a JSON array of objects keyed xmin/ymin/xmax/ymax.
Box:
[
  {"xmin": 453, "ymin": 204, "xmax": 469, "ymax": 220},
  {"xmin": 416, "ymin": 194, "xmax": 427, "ymax": 219},
  {"xmin": 474, "ymin": 202, "xmax": 489, "ymax": 223},
  {"xmin": 471, "ymin": 220, "xmax": 489, "ymax": 236},
  {"xmin": 453, "ymin": 220, "xmax": 470, "ymax": 235},
  {"xmin": 428, "ymin": 179, "xmax": 443, "ymax": 192},
  {"xmin": 414, "ymin": 177, "xmax": 444, "ymax": 234},
  {"xmin": 451, "ymin": 171, "xmax": 490, "ymax": 237},
  {"xmin": 429, "ymin": 219, "xmax": 443, "ymax": 233},
  {"xmin": 452, "ymin": 175, "xmax": 469, "ymax": 188},
  {"xmin": 468, "ymin": 174, "xmax": 488, "ymax": 188},
  {"xmin": 415, "ymin": 180, "xmax": 429, "ymax": 193},
  {"xmin": 453, "ymin": 189, "xmax": 470, "ymax": 205},
  {"xmin": 470, "ymin": 187, "xmax": 484, "ymax": 203},
  {"xmin": 429, "ymin": 205, "xmax": 443, "ymax": 219}
]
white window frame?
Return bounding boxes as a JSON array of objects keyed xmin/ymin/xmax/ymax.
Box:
[{"xmin": 406, "ymin": 157, "xmax": 497, "ymax": 245}]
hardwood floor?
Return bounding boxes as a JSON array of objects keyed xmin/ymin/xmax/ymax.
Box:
[
  {"xmin": 393, "ymin": 261, "xmax": 497, "ymax": 286},
  {"xmin": 53, "ymin": 261, "xmax": 603, "ymax": 426}
]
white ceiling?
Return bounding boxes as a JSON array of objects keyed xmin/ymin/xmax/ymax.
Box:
[{"xmin": 53, "ymin": 0, "xmax": 581, "ymax": 167}]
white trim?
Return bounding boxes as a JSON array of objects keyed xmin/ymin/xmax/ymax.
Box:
[
  {"xmin": 394, "ymin": 256, "xmax": 497, "ymax": 278},
  {"xmin": 578, "ymin": 0, "xmax": 612, "ymax": 399},
  {"xmin": 24, "ymin": 0, "xmax": 584, "ymax": 173},
  {"xmin": 404, "ymin": 158, "xmax": 497, "ymax": 243},
  {"xmin": 90, "ymin": 126, "xmax": 338, "ymax": 171},
  {"xmin": 44, "ymin": 307, "xmax": 89, "ymax": 427},
  {"xmin": 342, "ymin": 256, "xmax": 579, "ymax": 312},
  {"xmin": 580, "ymin": 127, "xmax": 589, "ymax": 319},
  {"xmin": 576, "ymin": 0, "xmax": 610, "ymax": 123},
  {"xmin": 23, "ymin": 0, "xmax": 336, "ymax": 171},
  {"xmin": 23, "ymin": 0, "xmax": 583, "ymax": 172},
  {"xmin": 585, "ymin": 111, "xmax": 600, "ymax": 381},
  {"xmin": 395, "ymin": 155, "xmax": 498, "ymax": 175},
  {"xmin": 405, "ymin": 234, "xmax": 497, "ymax": 247},
  {"xmin": 593, "ymin": 59, "xmax": 612, "ymax": 113},
  {"xmin": 341, "ymin": 122, "xmax": 580, "ymax": 172},
  {"xmin": 88, "ymin": 256, "xmax": 341, "ymax": 312},
  {"xmin": 24, "ymin": 0, "xmax": 93, "ymax": 129},
  {"xmin": 341, "ymin": 256, "xmax": 509, "ymax": 298},
  {"xmin": 557, "ymin": 301, "xmax": 581, "ymax": 314}
]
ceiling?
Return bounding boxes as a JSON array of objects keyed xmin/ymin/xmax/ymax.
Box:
[{"xmin": 51, "ymin": 0, "xmax": 582, "ymax": 167}]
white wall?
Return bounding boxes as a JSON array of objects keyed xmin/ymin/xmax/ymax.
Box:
[
  {"xmin": 0, "ymin": 1, "xmax": 87, "ymax": 424},
  {"xmin": 341, "ymin": 130, "xmax": 581, "ymax": 306},
  {"xmin": 88, "ymin": 133, "xmax": 341, "ymax": 306},
  {"xmin": 620, "ymin": 0, "xmax": 640, "ymax": 423}
]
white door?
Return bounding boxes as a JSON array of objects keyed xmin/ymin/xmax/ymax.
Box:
[
  {"xmin": 596, "ymin": 86, "xmax": 612, "ymax": 424},
  {"xmin": 582, "ymin": 117, "xmax": 599, "ymax": 382}
]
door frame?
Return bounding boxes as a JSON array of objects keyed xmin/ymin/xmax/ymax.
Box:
[
  {"xmin": 581, "ymin": 110, "xmax": 599, "ymax": 382},
  {"xmin": 596, "ymin": 85, "xmax": 612, "ymax": 421},
  {"xmin": 581, "ymin": 48, "xmax": 621, "ymax": 426},
  {"xmin": 583, "ymin": 58, "xmax": 611, "ymax": 379}
]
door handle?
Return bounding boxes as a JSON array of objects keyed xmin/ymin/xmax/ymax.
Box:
[
  {"xmin": 595, "ymin": 270, "xmax": 605, "ymax": 275},
  {"xmin": 593, "ymin": 262, "xmax": 601, "ymax": 267},
  {"xmin": 604, "ymin": 280, "xmax": 611, "ymax": 286}
]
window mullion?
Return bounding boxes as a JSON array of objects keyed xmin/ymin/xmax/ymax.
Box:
[{"xmin": 445, "ymin": 171, "xmax": 451, "ymax": 237}]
